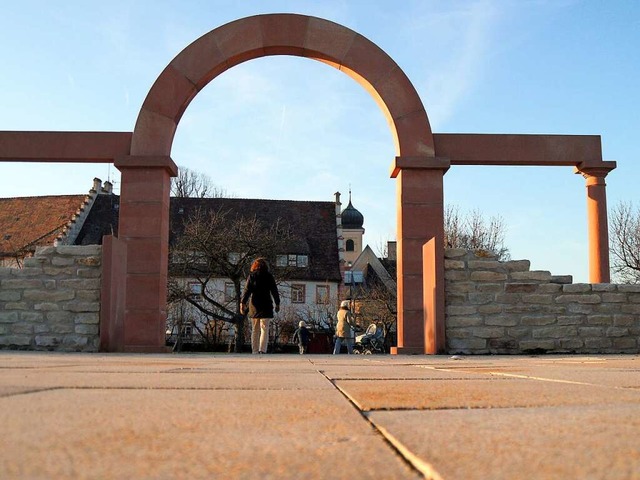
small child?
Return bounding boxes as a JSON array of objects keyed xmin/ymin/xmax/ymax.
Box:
[{"xmin": 292, "ymin": 321, "xmax": 311, "ymax": 354}]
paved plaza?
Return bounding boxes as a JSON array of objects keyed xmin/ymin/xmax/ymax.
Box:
[{"xmin": 1, "ymin": 352, "xmax": 639, "ymax": 479}]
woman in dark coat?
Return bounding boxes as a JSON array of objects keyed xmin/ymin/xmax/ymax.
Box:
[{"xmin": 241, "ymin": 258, "xmax": 280, "ymax": 354}]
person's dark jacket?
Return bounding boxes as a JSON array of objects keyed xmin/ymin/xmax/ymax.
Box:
[
  {"xmin": 241, "ymin": 270, "xmax": 280, "ymax": 318},
  {"xmin": 293, "ymin": 326, "xmax": 311, "ymax": 346}
]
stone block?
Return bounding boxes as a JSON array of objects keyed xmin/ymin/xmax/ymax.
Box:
[
  {"xmin": 488, "ymin": 338, "xmax": 519, "ymax": 351},
  {"xmin": 0, "ymin": 291, "xmax": 21, "ymax": 301},
  {"xmin": 56, "ymin": 245, "xmax": 101, "ymax": 256},
  {"xmin": 446, "ymin": 328, "xmax": 473, "ymax": 338},
  {"xmin": 19, "ymin": 312, "xmax": 43, "ymax": 323},
  {"xmin": 23, "ymin": 290, "xmax": 75, "ymax": 302},
  {"xmin": 557, "ymin": 315, "xmax": 584, "ymax": 325},
  {"xmin": 43, "ymin": 279, "xmax": 56, "ymax": 290},
  {"xmin": 43, "ymin": 266, "xmax": 75, "ymax": 276},
  {"xmin": 0, "ymin": 335, "xmax": 32, "ymax": 346},
  {"xmin": 11, "ymin": 324, "xmax": 34, "ymax": 334},
  {"xmin": 63, "ymin": 302, "xmax": 100, "ymax": 312},
  {"xmin": 1, "ymin": 278, "xmax": 43, "ymax": 289},
  {"xmin": 12, "ymin": 267, "xmax": 44, "ymax": 277},
  {"xmin": 592, "ymin": 283, "xmax": 617, "ymax": 292},
  {"xmin": 446, "ymin": 315, "xmax": 483, "ymax": 327},
  {"xmin": 0, "ymin": 267, "xmax": 12, "ymax": 277},
  {"xmin": 446, "ymin": 306, "xmax": 477, "ymax": 316},
  {"xmin": 587, "ymin": 315, "xmax": 612, "ymax": 325},
  {"xmin": 550, "ymin": 275, "xmax": 573, "ymax": 284},
  {"xmin": 51, "ymin": 256, "xmax": 75, "ymax": 266},
  {"xmin": 618, "ymin": 285, "xmax": 640, "ymax": 293},
  {"xmin": 23, "ymin": 256, "xmax": 47, "ymax": 267},
  {"xmin": 507, "ymin": 327, "xmax": 531, "ymax": 338},
  {"xmin": 495, "ymin": 293, "xmax": 522, "ymax": 304},
  {"xmin": 579, "ymin": 327, "xmax": 605, "ymax": 337},
  {"xmin": 522, "ymin": 315, "xmax": 556, "ymax": 326},
  {"xmin": 478, "ymin": 304, "xmax": 502, "ymax": 315},
  {"xmin": 476, "ymin": 283, "xmax": 503, "ymax": 293},
  {"xmin": 447, "ymin": 337, "xmax": 487, "ymax": 350},
  {"xmin": 5, "ymin": 302, "xmax": 28, "ymax": 310},
  {"xmin": 584, "ymin": 337, "xmax": 612, "ymax": 349},
  {"xmin": 555, "ymin": 294, "xmax": 602, "ymax": 304},
  {"xmin": 468, "ymin": 260, "xmax": 502, "ymax": 271},
  {"xmin": 504, "ymin": 304, "xmax": 543, "ymax": 314},
  {"xmin": 537, "ymin": 284, "xmax": 563, "ymax": 294},
  {"xmin": 605, "ymin": 327, "xmax": 628, "ymax": 337},
  {"xmin": 559, "ymin": 338, "xmax": 584, "ymax": 349},
  {"xmin": 601, "ymin": 293, "xmax": 627, "ymax": 303},
  {"xmin": 444, "ymin": 260, "xmax": 465, "ymax": 270},
  {"xmin": 35, "ymin": 335, "xmax": 61, "ymax": 347},
  {"xmin": 35, "ymin": 246, "xmax": 56, "ymax": 255},
  {"xmin": 75, "ymin": 324, "xmax": 99, "ymax": 335},
  {"xmin": 470, "ymin": 271, "xmax": 507, "ymax": 282},
  {"xmin": 532, "ymin": 326, "xmax": 577, "ymax": 338},
  {"xmin": 444, "ymin": 248, "xmax": 466, "ymax": 258},
  {"xmin": 505, "ymin": 283, "xmax": 537, "ymax": 293},
  {"xmin": 613, "ymin": 315, "xmax": 636, "ymax": 327},
  {"xmin": 46, "ymin": 311, "xmax": 73, "ymax": 322},
  {"xmin": 484, "ymin": 316, "xmax": 518, "ymax": 327},
  {"xmin": 445, "ymin": 293, "xmax": 468, "ymax": 305},
  {"xmin": 510, "ymin": 271, "xmax": 551, "ymax": 282},
  {"xmin": 471, "ymin": 326, "xmax": 505, "ymax": 338},
  {"xmin": 562, "ymin": 284, "xmax": 591, "ymax": 293},
  {"xmin": 0, "ymin": 311, "xmax": 19, "ymax": 323},
  {"xmin": 34, "ymin": 324, "xmax": 50, "ymax": 333},
  {"xmin": 62, "ymin": 334, "xmax": 90, "ymax": 347},
  {"xmin": 76, "ymin": 290, "xmax": 100, "ymax": 302},
  {"xmin": 34, "ymin": 302, "xmax": 61, "ymax": 311},
  {"xmin": 76, "ymin": 256, "xmax": 101, "ymax": 267},
  {"xmin": 567, "ymin": 304, "xmax": 594, "ymax": 314},
  {"xmin": 621, "ymin": 304, "xmax": 640, "ymax": 315},
  {"xmin": 76, "ymin": 268, "xmax": 101, "ymax": 279},
  {"xmin": 446, "ymin": 282, "xmax": 475, "ymax": 293},
  {"xmin": 51, "ymin": 324, "xmax": 75, "ymax": 334},
  {"xmin": 539, "ymin": 305, "xmax": 566, "ymax": 314},
  {"xmin": 522, "ymin": 294, "xmax": 553, "ymax": 304},
  {"xmin": 468, "ymin": 293, "xmax": 495, "ymax": 305},
  {"xmin": 612, "ymin": 338, "xmax": 637, "ymax": 349},
  {"xmin": 518, "ymin": 340, "xmax": 556, "ymax": 351},
  {"xmin": 445, "ymin": 270, "xmax": 470, "ymax": 281},
  {"xmin": 73, "ymin": 312, "xmax": 100, "ymax": 325},
  {"xmin": 630, "ymin": 294, "xmax": 640, "ymax": 303},
  {"xmin": 504, "ymin": 260, "xmax": 530, "ymax": 272}
]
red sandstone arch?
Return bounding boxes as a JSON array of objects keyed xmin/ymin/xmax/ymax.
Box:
[
  {"xmin": 0, "ymin": 13, "xmax": 614, "ymax": 354},
  {"xmin": 113, "ymin": 13, "xmax": 446, "ymax": 353}
]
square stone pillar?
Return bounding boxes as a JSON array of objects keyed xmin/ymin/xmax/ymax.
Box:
[
  {"xmin": 390, "ymin": 157, "xmax": 449, "ymax": 354},
  {"xmin": 115, "ymin": 156, "xmax": 178, "ymax": 352}
]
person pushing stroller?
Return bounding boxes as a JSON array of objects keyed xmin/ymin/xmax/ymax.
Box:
[{"xmin": 333, "ymin": 300, "xmax": 357, "ymax": 354}]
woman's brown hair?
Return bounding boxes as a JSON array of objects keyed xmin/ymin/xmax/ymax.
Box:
[{"xmin": 250, "ymin": 257, "xmax": 268, "ymax": 272}]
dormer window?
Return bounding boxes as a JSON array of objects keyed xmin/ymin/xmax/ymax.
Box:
[{"xmin": 276, "ymin": 254, "xmax": 308, "ymax": 268}]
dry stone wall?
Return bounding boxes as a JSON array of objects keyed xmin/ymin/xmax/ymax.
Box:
[
  {"xmin": 445, "ymin": 249, "xmax": 640, "ymax": 354},
  {"xmin": 0, "ymin": 246, "xmax": 101, "ymax": 351}
]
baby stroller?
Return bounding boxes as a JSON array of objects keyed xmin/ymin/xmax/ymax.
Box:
[{"xmin": 353, "ymin": 323, "xmax": 385, "ymax": 354}]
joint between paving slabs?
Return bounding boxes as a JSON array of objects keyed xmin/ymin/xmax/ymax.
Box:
[{"xmin": 317, "ymin": 369, "xmax": 439, "ymax": 479}]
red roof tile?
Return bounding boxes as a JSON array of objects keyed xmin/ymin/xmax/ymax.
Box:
[{"xmin": 0, "ymin": 195, "xmax": 86, "ymax": 255}]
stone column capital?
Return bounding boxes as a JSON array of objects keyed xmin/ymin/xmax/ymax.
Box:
[
  {"xmin": 115, "ymin": 155, "xmax": 178, "ymax": 177},
  {"xmin": 390, "ymin": 156, "xmax": 450, "ymax": 178},
  {"xmin": 574, "ymin": 161, "xmax": 617, "ymax": 183}
]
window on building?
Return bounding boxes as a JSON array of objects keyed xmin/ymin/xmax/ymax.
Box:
[
  {"xmin": 181, "ymin": 325, "xmax": 193, "ymax": 338},
  {"xmin": 224, "ymin": 282, "xmax": 235, "ymax": 303},
  {"xmin": 277, "ymin": 254, "xmax": 309, "ymax": 267},
  {"xmin": 189, "ymin": 282, "xmax": 203, "ymax": 300},
  {"xmin": 228, "ymin": 252, "xmax": 241, "ymax": 265},
  {"xmin": 297, "ymin": 255, "xmax": 308, "ymax": 267},
  {"xmin": 346, "ymin": 239, "xmax": 355, "ymax": 251},
  {"xmin": 291, "ymin": 284, "xmax": 306, "ymax": 303},
  {"xmin": 316, "ymin": 285, "xmax": 330, "ymax": 304},
  {"xmin": 276, "ymin": 255, "xmax": 287, "ymax": 267}
]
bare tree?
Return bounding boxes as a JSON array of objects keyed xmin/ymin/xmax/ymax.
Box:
[
  {"xmin": 171, "ymin": 166, "xmax": 232, "ymax": 198},
  {"xmin": 168, "ymin": 207, "xmax": 298, "ymax": 352},
  {"xmin": 610, "ymin": 201, "xmax": 640, "ymax": 284},
  {"xmin": 445, "ymin": 205, "xmax": 510, "ymax": 260}
]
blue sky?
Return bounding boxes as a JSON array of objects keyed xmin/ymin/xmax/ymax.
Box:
[{"xmin": 1, "ymin": 0, "xmax": 638, "ymax": 282}]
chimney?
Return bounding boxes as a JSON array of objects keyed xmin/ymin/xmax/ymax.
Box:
[
  {"xmin": 387, "ymin": 241, "xmax": 397, "ymax": 261},
  {"xmin": 101, "ymin": 180, "xmax": 113, "ymax": 194},
  {"xmin": 92, "ymin": 177, "xmax": 101, "ymax": 193}
]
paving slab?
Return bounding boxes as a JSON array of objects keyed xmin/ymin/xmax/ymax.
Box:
[{"xmin": 368, "ymin": 404, "xmax": 640, "ymax": 480}]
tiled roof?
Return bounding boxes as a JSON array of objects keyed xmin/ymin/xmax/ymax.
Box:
[
  {"xmin": 77, "ymin": 195, "xmax": 342, "ymax": 282},
  {"xmin": 0, "ymin": 195, "xmax": 86, "ymax": 256}
]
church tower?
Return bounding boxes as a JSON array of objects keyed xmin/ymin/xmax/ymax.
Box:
[{"xmin": 341, "ymin": 190, "xmax": 365, "ymax": 266}]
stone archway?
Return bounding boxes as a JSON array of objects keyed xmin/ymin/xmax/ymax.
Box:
[
  {"xmin": 0, "ymin": 13, "xmax": 615, "ymax": 354},
  {"xmin": 114, "ymin": 13, "xmax": 446, "ymax": 353}
]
